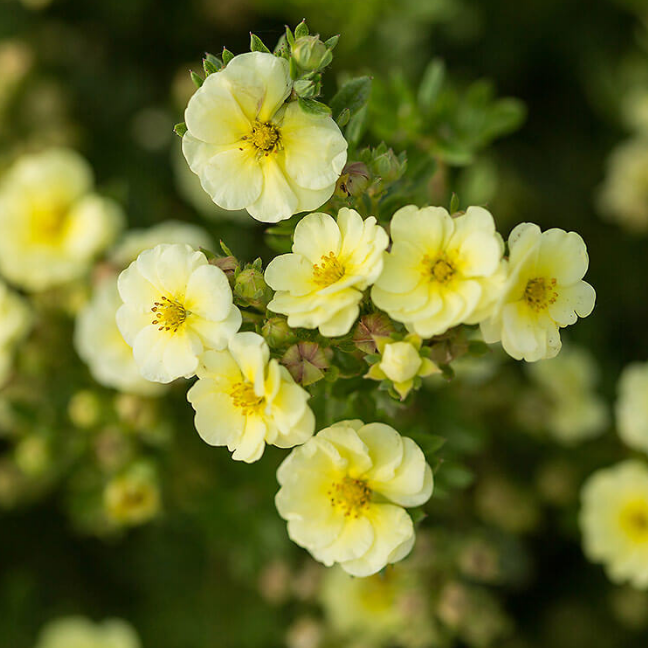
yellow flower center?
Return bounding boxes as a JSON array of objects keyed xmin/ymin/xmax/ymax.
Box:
[
  {"xmin": 619, "ymin": 500, "xmax": 648, "ymax": 543},
  {"xmin": 312, "ymin": 251, "xmax": 345, "ymax": 287},
  {"xmin": 151, "ymin": 296, "xmax": 187, "ymax": 332},
  {"xmin": 244, "ymin": 120, "xmax": 281, "ymax": 155},
  {"xmin": 328, "ymin": 476, "xmax": 372, "ymax": 518},
  {"xmin": 29, "ymin": 202, "xmax": 70, "ymax": 245},
  {"xmin": 524, "ymin": 277, "xmax": 557, "ymax": 311},
  {"xmin": 229, "ymin": 381, "xmax": 265, "ymax": 416},
  {"xmin": 423, "ymin": 255, "xmax": 455, "ymax": 284}
]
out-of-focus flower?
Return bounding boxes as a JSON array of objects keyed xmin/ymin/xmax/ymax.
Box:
[
  {"xmin": 187, "ymin": 332, "xmax": 314, "ymax": 462},
  {"xmin": 526, "ymin": 345, "xmax": 608, "ymax": 444},
  {"xmin": 275, "ymin": 420, "xmax": 433, "ymax": 576},
  {"xmin": 109, "ymin": 220, "xmax": 213, "ymax": 268},
  {"xmin": 285, "ymin": 616, "xmax": 324, "ymax": 648},
  {"xmin": 182, "ymin": 52, "xmax": 347, "ymax": 223},
  {"xmin": 34, "ymin": 616, "xmax": 141, "ymax": 648},
  {"xmin": 371, "ymin": 205, "xmax": 505, "ymax": 338},
  {"xmin": 481, "ymin": 223, "xmax": 595, "ymax": 362},
  {"xmin": 75, "ymin": 276, "xmax": 165, "ymax": 396},
  {"xmin": 67, "ymin": 390, "xmax": 102, "ymax": 428},
  {"xmin": 320, "ymin": 564, "xmax": 435, "ymax": 648},
  {"xmin": 116, "ymin": 243, "xmax": 241, "ymax": 383},
  {"xmin": 266, "ymin": 209, "xmax": 388, "ymax": 336},
  {"xmin": 0, "ymin": 278, "xmax": 32, "ymax": 386},
  {"xmin": 365, "ymin": 335, "xmax": 440, "ymax": 400},
  {"xmin": 598, "ymin": 138, "xmax": 648, "ymax": 233},
  {"xmin": 580, "ymin": 460, "xmax": 648, "ymax": 588},
  {"xmin": 616, "ymin": 361, "xmax": 648, "ymax": 454},
  {"xmin": 0, "ymin": 149, "xmax": 124, "ymax": 291},
  {"xmin": 104, "ymin": 463, "xmax": 161, "ymax": 526}
]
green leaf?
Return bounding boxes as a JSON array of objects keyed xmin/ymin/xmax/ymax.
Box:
[
  {"xmin": 250, "ymin": 33, "xmax": 271, "ymax": 53},
  {"xmin": 294, "ymin": 20, "xmax": 309, "ymax": 39},
  {"xmin": 190, "ymin": 71, "xmax": 203, "ymax": 88},
  {"xmin": 418, "ymin": 58, "xmax": 445, "ymax": 112},
  {"xmin": 222, "ymin": 48, "xmax": 234, "ymax": 65},
  {"xmin": 298, "ymin": 97, "xmax": 331, "ymax": 117},
  {"xmin": 345, "ymin": 105, "xmax": 368, "ymax": 148},
  {"xmin": 325, "ymin": 34, "xmax": 340, "ymax": 50},
  {"xmin": 407, "ymin": 433, "xmax": 446, "ymax": 458},
  {"xmin": 220, "ymin": 240, "xmax": 235, "ymax": 257},
  {"xmin": 336, "ymin": 107, "xmax": 350, "ymax": 127},
  {"xmin": 439, "ymin": 461, "xmax": 474, "ymax": 489},
  {"xmin": 330, "ymin": 76, "xmax": 372, "ymax": 120},
  {"xmin": 450, "ymin": 192, "xmax": 460, "ymax": 214},
  {"xmin": 409, "ymin": 507, "xmax": 428, "ymax": 525},
  {"xmin": 173, "ymin": 122, "xmax": 187, "ymax": 137},
  {"xmin": 468, "ymin": 340, "xmax": 490, "ymax": 356}
]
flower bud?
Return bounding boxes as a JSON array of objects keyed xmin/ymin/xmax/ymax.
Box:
[
  {"xmin": 104, "ymin": 463, "xmax": 161, "ymax": 526},
  {"xmin": 371, "ymin": 146, "xmax": 406, "ymax": 184},
  {"xmin": 336, "ymin": 162, "xmax": 370, "ymax": 198},
  {"xmin": 352, "ymin": 312, "xmax": 395, "ymax": 354},
  {"xmin": 380, "ymin": 341, "xmax": 422, "ymax": 384},
  {"xmin": 292, "ymin": 36, "xmax": 332, "ymax": 72},
  {"xmin": 293, "ymin": 78, "xmax": 319, "ymax": 98},
  {"xmin": 262, "ymin": 316, "xmax": 297, "ymax": 349},
  {"xmin": 282, "ymin": 342, "xmax": 331, "ymax": 386},
  {"xmin": 211, "ymin": 255, "xmax": 239, "ymax": 281},
  {"xmin": 234, "ymin": 265, "xmax": 273, "ymax": 310}
]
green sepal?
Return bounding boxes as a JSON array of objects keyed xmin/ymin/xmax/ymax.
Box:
[
  {"xmin": 325, "ymin": 34, "xmax": 340, "ymax": 50},
  {"xmin": 250, "ymin": 33, "xmax": 271, "ymax": 53},
  {"xmin": 294, "ymin": 19, "xmax": 309, "ymax": 38},
  {"xmin": 222, "ymin": 48, "xmax": 234, "ymax": 65},
  {"xmin": 285, "ymin": 25, "xmax": 295, "ymax": 47},
  {"xmin": 190, "ymin": 71, "xmax": 203, "ymax": 88},
  {"xmin": 336, "ymin": 107, "xmax": 350, "ymax": 127},
  {"xmin": 298, "ymin": 97, "xmax": 331, "ymax": 116},
  {"xmin": 450, "ymin": 192, "xmax": 460, "ymax": 214},
  {"xmin": 173, "ymin": 122, "xmax": 187, "ymax": 137}
]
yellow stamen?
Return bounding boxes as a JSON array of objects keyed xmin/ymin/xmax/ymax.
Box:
[
  {"xmin": 244, "ymin": 120, "xmax": 281, "ymax": 155},
  {"xmin": 312, "ymin": 251, "xmax": 345, "ymax": 287},
  {"xmin": 619, "ymin": 500, "xmax": 648, "ymax": 543},
  {"xmin": 151, "ymin": 295, "xmax": 187, "ymax": 332},
  {"xmin": 422, "ymin": 255, "xmax": 455, "ymax": 284},
  {"xmin": 327, "ymin": 476, "xmax": 372, "ymax": 518},
  {"xmin": 524, "ymin": 277, "xmax": 557, "ymax": 312},
  {"xmin": 29, "ymin": 202, "xmax": 69, "ymax": 245},
  {"xmin": 229, "ymin": 381, "xmax": 265, "ymax": 416}
]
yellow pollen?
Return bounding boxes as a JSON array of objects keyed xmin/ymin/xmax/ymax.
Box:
[
  {"xmin": 243, "ymin": 121, "xmax": 281, "ymax": 155},
  {"xmin": 229, "ymin": 381, "xmax": 265, "ymax": 416},
  {"xmin": 312, "ymin": 252, "xmax": 345, "ymax": 287},
  {"xmin": 619, "ymin": 500, "xmax": 648, "ymax": 543},
  {"xmin": 151, "ymin": 295, "xmax": 187, "ymax": 332},
  {"xmin": 423, "ymin": 255, "xmax": 455, "ymax": 284},
  {"xmin": 327, "ymin": 476, "xmax": 372, "ymax": 518},
  {"xmin": 524, "ymin": 277, "xmax": 557, "ymax": 311}
]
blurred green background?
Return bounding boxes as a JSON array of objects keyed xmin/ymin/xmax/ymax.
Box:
[{"xmin": 2, "ymin": 0, "xmax": 648, "ymax": 647}]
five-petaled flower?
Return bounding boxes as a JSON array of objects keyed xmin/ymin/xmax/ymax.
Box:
[{"xmin": 182, "ymin": 51, "xmax": 347, "ymax": 223}]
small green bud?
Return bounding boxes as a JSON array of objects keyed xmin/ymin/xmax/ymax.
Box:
[
  {"xmin": 262, "ymin": 317, "xmax": 297, "ymax": 349},
  {"xmin": 336, "ymin": 161, "xmax": 370, "ymax": 198},
  {"xmin": 234, "ymin": 265, "xmax": 272, "ymax": 310},
  {"xmin": 293, "ymin": 78, "xmax": 318, "ymax": 98},
  {"xmin": 281, "ymin": 342, "xmax": 331, "ymax": 386},
  {"xmin": 292, "ymin": 35, "xmax": 331, "ymax": 72},
  {"xmin": 371, "ymin": 146, "xmax": 406, "ymax": 183}
]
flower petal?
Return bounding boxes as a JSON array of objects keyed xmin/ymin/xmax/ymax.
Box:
[
  {"xmin": 293, "ymin": 212, "xmax": 341, "ymax": 263},
  {"xmin": 246, "ymin": 157, "xmax": 298, "ymax": 223}
]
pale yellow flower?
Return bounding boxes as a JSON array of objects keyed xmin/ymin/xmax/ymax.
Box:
[
  {"xmin": 580, "ymin": 460, "xmax": 648, "ymax": 588},
  {"xmin": 527, "ymin": 345, "xmax": 608, "ymax": 444},
  {"xmin": 365, "ymin": 335, "xmax": 440, "ymax": 400},
  {"xmin": 616, "ymin": 361, "xmax": 648, "ymax": 454},
  {"xmin": 265, "ymin": 208, "xmax": 389, "ymax": 337},
  {"xmin": 187, "ymin": 332, "xmax": 314, "ymax": 462},
  {"xmin": 116, "ymin": 243, "xmax": 241, "ymax": 383},
  {"xmin": 276, "ymin": 420, "xmax": 433, "ymax": 576},
  {"xmin": 34, "ymin": 616, "xmax": 140, "ymax": 648},
  {"xmin": 109, "ymin": 220, "xmax": 213, "ymax": 268},
  {"xmin": 371, "ymin": 205, "xmax": 505, "ymax": 338},
  {"xmin": 480, "ymin": 223, "xmax": 595, "ymax": 362},
  {"xmin": 104, "ymin": 463, "xmax": 161, "ymax": 526},
  {"xmin": 0, "ymin": 148, "xmax": 123, "ymax": 291},
  {"xmin": 182, "ymin": 51, "xmax": 347, "ymax": 223},
  {"xmin": 75, "ymin": 275, "xmax": 164, "ymax": 396}
]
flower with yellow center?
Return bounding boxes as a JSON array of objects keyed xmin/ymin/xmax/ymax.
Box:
[
  {"xmin": 365, "ymin": 335, "xmax": 440, "ymax": 400},
  {"xmin": 187, "ymin": 332, "xmax": 315, "ymax": 462},
  {"xmin": 182, "ymin": 51, "xmax": 347, "ymax": 223},
  {"xmin": 0, "ymin": 148, "xmax": 124, "ymax": 291},
  {"xmin": 480, "ymin": 223, "xmax": 595, "ymax": 362},
  {"xmin": 265, "ymin": 208, "xmax": 389, "ymax": 337},
  {"xmin": 104, "ymin": 463, "xmax": 161, "ymax": 527},
  {"xmin": 580, "ymin": 460, "xmax": 648, "ymax": 588},
  {"xmin": 34, "ymin": 616, "xmax": 141, "ymax": 648},
  {"xmin": 371, "ymin": 205, "xmax": 506, "ymax": 338},
  {"xmin": 116, "ymin": 243, "xmax": 241, "ymax": 384},
  {"xmin": 616, "ymin": 361, "xmax": 648, "ymax": 454},
  {"xmin": 275, "ymin": 420, "xmax": 433, "ymax": 576},
  {"xmin": 75, "ymin": 275, "xmax": 164, "ymax": 396}
]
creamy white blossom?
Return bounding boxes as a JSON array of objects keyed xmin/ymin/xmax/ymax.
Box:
[
  {"xmin": 0, "ymin": 148, "xmax": 123, "ymax": 291},
  {"xmin": 265, "ymin": 208, "xmax": 389, "ymax": 336},
  {"xmin": 117, "ymin": 243, "xmax": 241, "ymax": 383},
  {"xmin": 616, "ymin": 361, "xmax": 648, "ymax": 454},
  {"xmin": 182, "ymin": 51, "xmax": 347, "ymax": 223}
]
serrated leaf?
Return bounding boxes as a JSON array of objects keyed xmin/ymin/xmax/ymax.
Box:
[
  {"xmin": 173, "ymin": 122, "xmax": 187, "ymax": 137},
  {"xmin": 418, "ymin": 58, "xmax": 445, "ymax": 112},
  {"xmin": 222, "ymin": 48, "xmax": 234, "ymax": 65},
  {"xmin": 250, "ymin": 33, "xmax": 271, "ymax": 53},
  {"xmin": 294, "ymin": 20, "xmax": 309, "ymax": 38},
  {"xmin": 298, "ymin": 97, "xmax": 331, "ymax": 116},
  {"xmin": 190, "ymin": 71, "xmax": 203, "ymax": 88},
  {"xmin": 330, "ymin": 76, "xmax": 372, "ymax": 120}
]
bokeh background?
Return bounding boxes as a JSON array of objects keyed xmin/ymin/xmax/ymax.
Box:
[{"xmin": 2, "ymin": 0, "xmax": 648, "ymax": 646}]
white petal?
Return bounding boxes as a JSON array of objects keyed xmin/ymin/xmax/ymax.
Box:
[
  {"xmin": 117, "ymin": 260, "xmax": 159, "ymax": 309},
  {"xmin": 549, "ymin": 281, "xmax": 596, "ymax": 326},
  {"xmin": 358, "ymin": 423, "xmax": 404, "ymax": 484},
  {"xmin": 228, "ymin": 332, "xmax": 269, "ymax": 396},
  {"xmin": 189, "ymin": 387, "xmax": 245, "ymax": 448},
  {"xmin": 155, "ymin": 244, "xmax": 206, "ymax": 297},
  {"xmin": 264, "ymin": 254, "xmax": 314, "ymax": 295},
  {"xmin": 232, "ymin": 416, "xmax": 268, "ymax": 463},
  {"xmin": 132, "ymin": 325, "xmax": 175, "ymax": 383},
  {"xmin": 293, "ymin": 212, "xmax": 341, "ymax": 263},
  {"xmin": 162, "ymin": 330, "xmax": 202, "ymax": 379},
  {"xmin": 246, "ymin": 157, "xmax": 298, "ymax": 223},
  {"xmin": 184, "ymin": 264, "xmax": 232, "ymax": 321}
]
